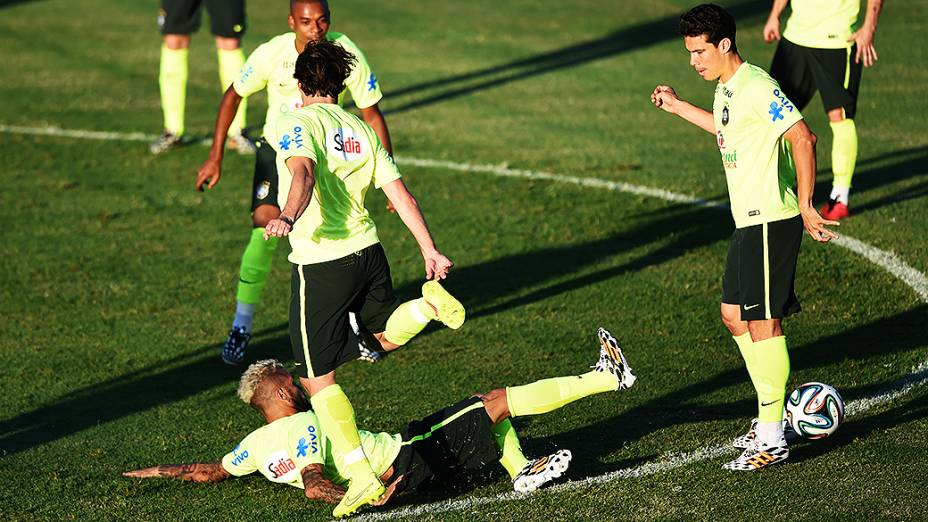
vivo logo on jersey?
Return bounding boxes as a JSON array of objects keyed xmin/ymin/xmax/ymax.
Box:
[
  {"xmin": 230, "ymin": 446, "xmax": 249, "ymax": 466},
  {"xmin": 329, "ymin": 129, "xmax": 364, "ymax": 160},
  {"xmin": 264, "ymin": 450, "xmax": 298, "ymax": 481}
]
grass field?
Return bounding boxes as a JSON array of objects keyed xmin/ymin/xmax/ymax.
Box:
[{"xmin": 1, "ymin": 0, "xmax": 927, "ymax": 520}]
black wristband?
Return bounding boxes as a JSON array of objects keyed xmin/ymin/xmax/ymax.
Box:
[{"xmin": 279, "ymin": 215, "xmax": 294, "ymax": 227}]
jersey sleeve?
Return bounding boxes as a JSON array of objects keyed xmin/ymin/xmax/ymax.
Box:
[
  {"xmin": 275, "ymin": 114, "xmax": 319, "ymax": 162},
  {"xmin": 751, "ymin": 78, "xmax": 803, "ymax": 137},
  {"xmin": 220, "ymin": 439, "xmax": 257, "ymax": 477},
  {"xmin": 372, "ymin": 139, "xmax": 402, "ymax": 189},
  {"xmin": 337, "ymin": 34, "xmax": 384, "ymax": 110},
  {"xmin": 233, "ymin": 43, "xmax": 273, "ymax": 98}
]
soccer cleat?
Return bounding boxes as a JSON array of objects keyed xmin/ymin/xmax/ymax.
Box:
[
  {"xmin": 820, "ymin": 198, "xmax": 850, "ymax": 221},
  {"xmin": 221, "ymin": 326, "xmax": 252, "ymax": 365},
  {"xmin": 356, "ymin": 337, "xmax": 387, "ymax": 364},
  {"xmin": 149, "ymin": 131, "xmax": 185, "ymax": 154},
  {"xmin": 722, "ymin": 438, "xmax": 789, "ymax": 471},
  {"xmin": 512, "ymin": 449, "xmax": 572, "ymax": 493},
  {"xmin": 226, "ymin": 133, "xmax": 256, "ymax": 155},
  {"xmin": 332, "ymin": 474, "xmax": 385, "ymax": 518},
  {"xmin": 421, "ymin": 281, "xmax": 465, "ymax": 330},
  {"xmin": 594, "ymin": 327, "xmax": 637, "ymax": 390},
  {"xmin": 732, "ymin": 418, "xmax": 798, "ymax": 450}
]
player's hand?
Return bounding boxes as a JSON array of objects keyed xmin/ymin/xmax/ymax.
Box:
[
  {"xmin": 122, "ymin": 466, "xmax": 163, "ymax": 479},
  {"xmin": 800, "ymin": 206, "xmax": 840, "ymax": 243},
  {"xmin": 371, "ymin": 474, "xmax": 404, "ymax": 506},
  {"xmin": 850, "ymin": 25, "xmax": 878, "ymax": 67},
  {"xmin": 423, "ymin": 250, "xmax": 453, "ymax": 280},
  {"xmin": 651, "ymin": 85, "xmax": 679, "ymax": 113},
  {"xmin": 763, "ymin": 17, "xmax": 781, "ymax": 42},
  {"xmin": 196, "ymin": 158, "xmax": 223, "ymax": 192},
  {"xmin": 263, "ymin": 218, "xmax": 293, "ymax": 240}
]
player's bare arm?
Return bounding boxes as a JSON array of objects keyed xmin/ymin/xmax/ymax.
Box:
[
  {"xmin": 122, "ymin": 462, "xmax": 231, "ymax": 483},
  {"xmin": 381, "ymin": 179, "xmax": 453, "ymax": 280},
  {"xmin": 360, "ymin": 104, "xmax": 393, "ymax": 157},
  {"xmin": 851, "ymin": 0, "xmax": 883, "ymax": 67},
  {"xmin": 784, "ymin": 120, "xmax": 839, "ymax": 242},
  {"xmin": 264, "ymin": 156, "xmax": 316, "ymax": 240},
  {"xmin": 301, "ymin": 464, "xmax": 346, "ymax": 504},
  {"xmin": 762, "ymin": 0, "xmax": 789, "ymax": 42},
  {"xmin": 196, "ymin": 86, "xmax": 245, "ymax": 191},
  {"xmin": 651, "ymin": 85, "xmax": 716, "ymax": 134}
]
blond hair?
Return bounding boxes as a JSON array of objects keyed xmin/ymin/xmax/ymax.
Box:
[{"xmin": 237, "ymin": 359, "xmax": 287, "ymax": 405}]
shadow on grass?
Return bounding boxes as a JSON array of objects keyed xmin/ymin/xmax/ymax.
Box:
[{"xmin": 813, "ymin": 145, "xmax": 928, "ymax": 211}]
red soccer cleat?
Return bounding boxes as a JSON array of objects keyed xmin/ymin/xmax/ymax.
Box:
[{"xmin": 820, "ymin": 199, "xmax": 850, "ymax": 221}]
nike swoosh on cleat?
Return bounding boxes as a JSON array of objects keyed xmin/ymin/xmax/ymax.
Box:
[{"xmin": 344, "ymin": 483, "xmax": 378, "ymax": 505}]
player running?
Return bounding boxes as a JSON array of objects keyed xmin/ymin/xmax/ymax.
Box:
[
  {"xmin": 123, "ymin": 329, "xmax": 637, "ymax": 512},
  {"xmin": 650, "ymin": 4, "xmax": 838, "ymax": 471},
  {"xmin": 194, "ymin": 0, "xmax": 395, "ymax": 366}
]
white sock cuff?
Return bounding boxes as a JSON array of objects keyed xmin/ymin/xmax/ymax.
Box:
[
  {"xmin": 755, "ymin": 421, "xmax": 785, "ymax": 445},
  {"xmin": 236, "ymin": 302, "xmax": 256, "ymax": 317},
  {"xmin": 410, "ymin": 299, "xmax": 431, "ymax": 325},
  {"xmin": 343, "ymin": 446, "xmax": 367, "ymax": 465}
]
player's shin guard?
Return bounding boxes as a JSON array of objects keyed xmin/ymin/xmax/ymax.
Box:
[
  {"xmin": 751, "ymin": 336, "xmax": 790, "ymax": 423},
  {"xmin": 829, "ymin": 119, "xmax": 858, "ymax": 201},
  {"xmin": 236, "ymin": 228, "xmax": 278, "ymax": 305},
  {"xmin": 734, "ymin": 332, "xmax": 762, "ymax": 391},
  {"xmin": 159, "ymin": 45, "xmax": 188, "ymax": 136},
  {"xmin": 491, "ymin": 419, "xmax": 529, "ymax": 479},
  {"xmin": 506, "ymin": 371, "xmax": 618, "ymax": 417},
  {"xmin": 310, "ymin": 384, "xmax": 377, "ymax": 480},
  {"xmin": 218, "ymin": 48, "xmax": 247, "ymax": 135},
  {"xmin": 383, "ymin": 299, "xmax": 432, "ymax": 346}
]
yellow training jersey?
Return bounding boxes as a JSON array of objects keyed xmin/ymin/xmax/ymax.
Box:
[
  {"xmin": 274, "ymin": 103, "xmax": 401, "ymax": 264},
  {"xmin": 220, "ymin": 411, "xmax": 402, "ymax": 488},
  {"xmin": 783, "ymin": 0, "xmax": 860, "ymax": 49},
  {"xmin": 233, "ymin": 31, "xmax": 384, "ymax": 145},
  {"xmin": 713, "ymin": 63, "xmax": 803, "ymax": 229}
]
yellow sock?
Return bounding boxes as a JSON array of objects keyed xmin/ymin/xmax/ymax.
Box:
[
  {"xmin": 217, "ymin": 48, "xmax": 247, "ymax": 135},
  {"xmin": 159, "ymin": 45, "xmax": 188, "ymax": 135},
  {"xmin": 751, "ymin": 336, "xmax": 791, "ymax": 423},
  {"xmin": 491, "ymin": 419, "xmax": 529, "ymax": 479},
  {"xmin": 506, "ymin": 371, "xmax": 618, "ymax": 417},
  {"xmin": 383, "ymin": 298, "xmax": 432, "ymax": 346},
  {"xmin": 309, "ymin": 384, "xmax": 375, "ymax": 480},
  {"xmin": 734, "ymin": 332, "xmax": 761, "ymax": 391},
  {"xmin": 830, "ymin": 119, "xmax": 858, "ymax": 194}
]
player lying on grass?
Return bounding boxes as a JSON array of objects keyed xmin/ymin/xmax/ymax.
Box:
[{"xmin": 124, "ymin": 328, "xmax": 636, "ymax": 509}]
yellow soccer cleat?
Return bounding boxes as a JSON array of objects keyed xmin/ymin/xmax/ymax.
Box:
[
  {"xmin": 332, "ymin": 474, "xmax": 385, "ymax": 518},
  {"xmin": 421, "ymin": 281, "xmax": 465, "ymax": 330}
]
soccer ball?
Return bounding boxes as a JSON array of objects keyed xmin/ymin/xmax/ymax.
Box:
[{"xmin": 785, "ymin": 382, "xmax": 845, "ymax": 439}]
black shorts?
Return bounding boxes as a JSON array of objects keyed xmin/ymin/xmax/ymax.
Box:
[
  {"xmin": 721, "ymin": 215, "xmax": 803, "ymax": 321},
  {"xmin": 391, "ymin": 396, "xmax": 500, "ymax": 494},
  {"xmin": 159, "ymin": 0, "xmax": 246, "ymax": 38},
  {"xmin": 251, "ymin": 138, "xmax": 279, "ymax": 212},
  {"xmin": 770, "ymin": 38, "xmax": 863, "ymax": 119},
  {"xmin": 289, "ymin": 244, "xmax": 401, "ymax": 378}
]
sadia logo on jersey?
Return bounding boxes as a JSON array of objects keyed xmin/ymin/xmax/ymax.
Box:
[
  {"xmin": 329, "ymin": 128, "xmax": 364, "ymax": 160},
  {"xmin": 264, "ymin": 451, "xmax": 298, "ymax": 481}
]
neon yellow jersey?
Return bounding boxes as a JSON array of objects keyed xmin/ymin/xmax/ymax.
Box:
[
  {"xmin": 713, "ymin": 63, "xmax": 803, "ymax": 229},
  {"xmin": 233, "ymin": 31, "xmax": 384, "ymax": 145},
  {"xmin": 220, "ymin": 411, "xmax": 401, "ymax": 488},
  {"xmin": 274, "ymin": 103, "xmax": 402, "ymax": 264},
  {"xmin": 783, "ymin": 0, "xmax": 860, "ymax": 49}
]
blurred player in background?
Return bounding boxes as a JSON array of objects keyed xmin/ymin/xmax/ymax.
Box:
[
  {"xmin": 194, "ymin": 0, "xmax": 395, "ymax": 365},
  {"xmin": 762, "ymin": 0, "xmax": 885, "ymax": 220},
  {"xmin": 152, "ymin": 0, "xmax": 254, "ymax": 154}
]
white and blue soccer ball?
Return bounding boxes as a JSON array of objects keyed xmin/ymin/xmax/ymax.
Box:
[{"xmin": 785, "ymin": 382, "xmax": 845, "ymax": 439}]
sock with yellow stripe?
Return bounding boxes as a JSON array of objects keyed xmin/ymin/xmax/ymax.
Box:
[
  {"xmin": 829, "ymin": 119, "xmax": 858, "ymax": 204},
  {"xmin": 751, "ymin": 336, "xmax": 791, "ymax": 425},
  {"xmin": 505, "ymin": 371, "xmax": 618, "ymax": 417},
  {"xmin": 383, "ymin": 298, "xmax": 434, "ymax": 346},
  {"xmin": 159, "ymin": 45, "xmax": 188, "ymax": 135},
  {"xmin": 217, "ymin": 48, "xmax": 247, "ymax": 135},
  {"xmin": 491, "ymin": 419, "xmax": 529, "ymax": 479},
  {"xmin": 310, "ymin": 384, "xmax": 377, "ymax": 480},
  {"xmin": 236, "ymin": 228, "xmax": 278, "ymax": 305}
]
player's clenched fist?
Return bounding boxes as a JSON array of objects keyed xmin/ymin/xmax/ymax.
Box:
[
  {"xmin": 263, "ymin": 217, "xmax": 294, "ymax": 240},
  {"xmin": 651, "ymin": 85, "xmax": 679, "ymax": 113}
]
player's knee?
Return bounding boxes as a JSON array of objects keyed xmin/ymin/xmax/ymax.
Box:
[
  {"xmin": 163, "ymin": 34, "xmax": 190, "ymax": 49},
  {"xmin": 252, "ymin": 205, "xmax": 280, "ymax": 228}
]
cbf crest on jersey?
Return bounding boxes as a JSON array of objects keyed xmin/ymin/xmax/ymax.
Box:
[{"xmin": 328, "ymin": 128, "xmax": 365, "ymax": 161}]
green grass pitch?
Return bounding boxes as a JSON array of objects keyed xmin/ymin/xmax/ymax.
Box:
[{"xmin": 1, "ymin": 0, "xmax": 927, "ymax": 520}]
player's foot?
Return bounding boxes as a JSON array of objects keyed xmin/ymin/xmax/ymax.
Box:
[
  {"xmin": 512, "ymin": 449, "xmax": 572, "ymax": 493},
  {"xmin": 226, "ymin": 133, "xmax": 256, "ymax": 155},
  {"xmin": 722, "ymin": 437, "xmax": 789, "ymax": 471},
  {"xmin": 820, "ymin": 198, "xmax": 850, "ymax": 221},
  {"xmin": 221, "ymin": 326, "xmax": 252, "ymax": 365},
  {"xmin": 594, "ymin": 327, "xmax": 637, "ymax": 390},
  {"xmin": 732, "ymin": 418, "xmax": 797, "ymax": 450},
  {"xmin": 332, "ymin": 474, "xmax": 385, "ymax": 518},
  {"xmin": 357, "ymin": 337, "xmax": 387, "ymax": 364},
  {"xmin": 421, "ymin": 281, "xmax": 465, "ymax": 330},
  {"xmin": 149, "ymin": 131, "xmax": 184, "ymax": 155}
]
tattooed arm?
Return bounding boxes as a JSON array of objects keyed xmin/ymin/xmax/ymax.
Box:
[
  {"xmin": 301, "ymin": 464, "xmax": 346, "ymax": 504},
  {"xmin": 123, "ymin": 462, "xmax": 231, "ymax": 483}
]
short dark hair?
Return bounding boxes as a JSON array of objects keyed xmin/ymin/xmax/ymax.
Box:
[
  {"xmin": 290, "ymin": 0, "xmax": 328, "ymax": 13},
  {"xmin": 679, "ymin": 4, "xmax": 738, "ymax": 53},
  {"xmin": 293, "ymin": 40, "xmax": 357, "ymax": 98}
]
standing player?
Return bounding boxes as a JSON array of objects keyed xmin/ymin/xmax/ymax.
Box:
[
  {"xmin": 195, "ymin": 0, "xmax": 395, "ymax": 365},
  {"xmin": 762, "ymin": 0, "xmax": 885, "ymax": 220},
  {"xmin": 152, "ymin": 0, "xmax": 253, "ymax": 155},
  {"xmin": 123, "ymin": 328, "xmax": 637, "ymax": 510},
  {"xmin": 263, "ymin": 39, "xmax": 463, "ymax": 517},
  {"xmin": 650, "ymin": 4, "xmax": 838, "ymax": 470}
]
